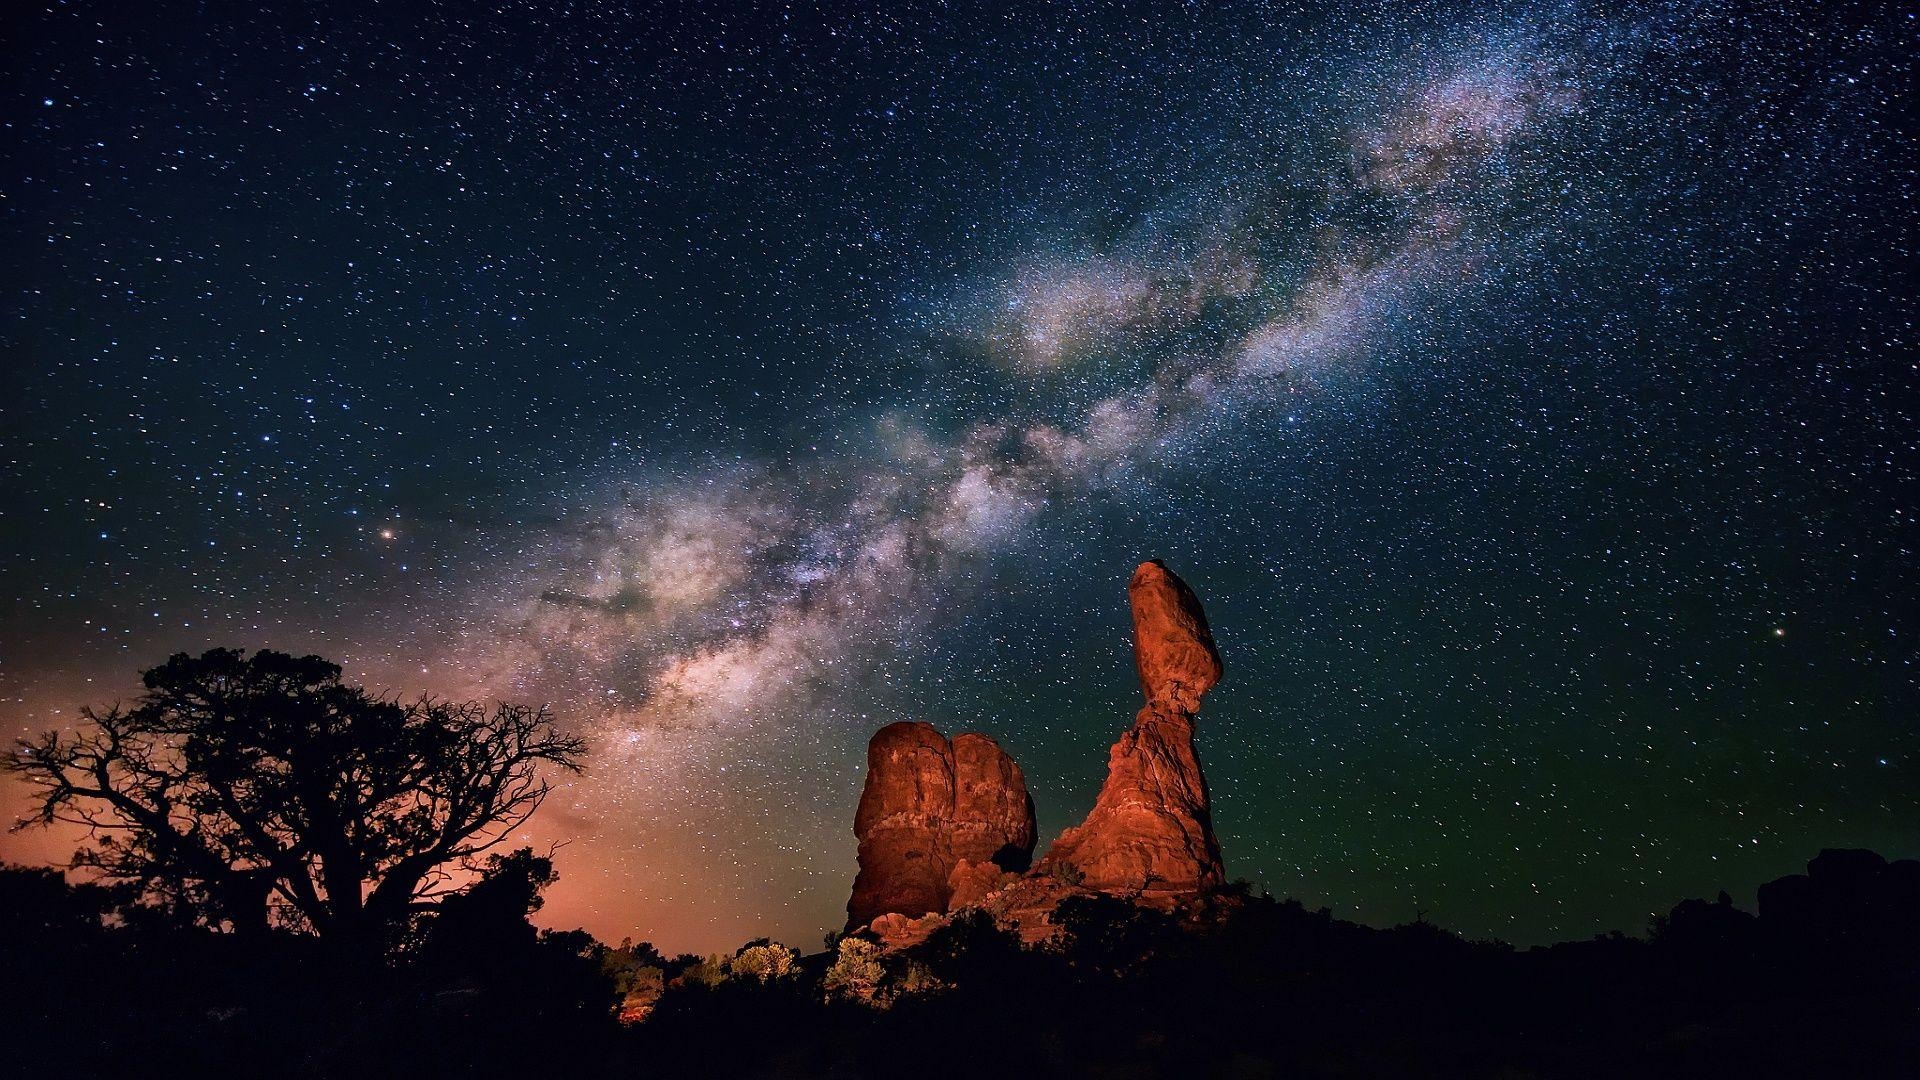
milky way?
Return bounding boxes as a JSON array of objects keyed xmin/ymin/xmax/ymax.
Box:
[{"xmin": 3, "ymin": 2, "xmax": 1914, "ymax": 952}]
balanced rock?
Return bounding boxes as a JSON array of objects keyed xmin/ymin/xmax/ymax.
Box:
[
  {"xmin": 846, "ymin": 721, "xmax": 1035, "ymax": 930},
  {"xmin": 1129, "ymin": 559, "xmax": 1224, "ymax": 711},
  {"xmin": 1036, "ymin": 560, "xmax": 1226, "ymax": 894}
]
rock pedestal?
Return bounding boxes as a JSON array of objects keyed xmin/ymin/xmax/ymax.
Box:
[{"xmin": 1036, "ymin": 560, "xmax": 1226, "ymax": 894}]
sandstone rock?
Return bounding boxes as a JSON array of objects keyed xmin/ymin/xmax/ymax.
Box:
[
  {"xmin": 1128, "ymin": 558, "xmax": 1223, "ymax": 712},
  {"xmin": 846, "ymin": 559, "xmax": 1229, "ymax": 944},
  {"xmin": 1038, "ymin": 707, "xmax": 1224, "ymax": 893},
  {"xmin": 866, "ymin": 910, "xmax": 954, "ymax": 951},
  {"xmin": 1036, "ymin": 560, "xmax": 1226, "ymax": 895},
  {"xmin": 945, "ymin": 858, "xmax": 1018, "ymax": 911},
  {"xmin": 975, "ymin": 873, "xmax": 1098, "ymax": 945},
  {"xmin": 950, "ymin": 732, "xmax": 1036, "ymax": 875},
  {"xmin": 846, "ymin": 721, "xmax": 1035, "ymax": 930}
]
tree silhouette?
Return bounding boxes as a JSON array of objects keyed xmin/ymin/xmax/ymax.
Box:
[{"xmin": 6, "ymin": 648, "xmax": 585, "ymax": 954}]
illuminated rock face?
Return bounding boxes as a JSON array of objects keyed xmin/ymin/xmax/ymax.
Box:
[
  {"xmin": 1126, "ymin": 559, "xmax": 1225, "ymax": 712},
  {"xmin": 847, "ymin": 560, "xmax": 1227, "ymax": 942},
  {"xmin": 1036, "ymin": 560, "xmax": 1226, "ymax": 895},
  {"xmin": 845, "ymin": 722, "xmax": 1035, "ymax": 931}
]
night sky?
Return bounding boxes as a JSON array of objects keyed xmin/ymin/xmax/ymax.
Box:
[{"xmin": 2, "ymin": 1, "xmax": 1914, "ymax": 954}]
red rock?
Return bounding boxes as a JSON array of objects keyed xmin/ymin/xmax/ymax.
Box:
[
  {"xmin": 974, "ymin": 874, "xmax": 1095, "ymax": 944},
  {"xmin": 1128, "ymin": 559, "xmax": 1223, "ymax": 712},
  {"xmin": 945, "ymin": 858, "xmax": 1017, "ymax": 910},
  {"xmin": 846, "ymin": 560, "xmax": 1228, "ymax": 944},
  {"xmin": 865, "ymin": 909, "xmax": 952, "ymax": 950},
  {"xmin": 846, "ymin": 721, "xmax": 1035, "ymax": 930},
  {"xmin": 1036, "ymin": 560, "xmax": 1226, "ymax": 895},
  {"xmin": 950, "ymin": 732, "xmax": 1035, "ymax": 874},
  {"xmin": 1038, "ymin": 707, "xmax": 1224, "ymax": 893}
]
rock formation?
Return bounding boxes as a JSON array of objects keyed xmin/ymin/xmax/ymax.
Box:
[
  {"xmin": 845, "ymin": 559, "xmax": 1229, "ymax": 945},
  {"xmin": 845, "ymin": 721, "xmax": 1035, "ymax": 931},
  {"xmin": 1035, "ymin": 559, "xmax": 1226, "ymax": 894}
]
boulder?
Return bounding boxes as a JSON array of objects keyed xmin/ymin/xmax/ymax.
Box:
[{"xmin": 1128, "ymin": 558, "xmax": 1224, "ymax": 712}]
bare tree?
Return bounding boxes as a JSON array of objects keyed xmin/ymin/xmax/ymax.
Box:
[{"xmin": 7, "ymin": 649, "xmax": 585, "ymax": 954}]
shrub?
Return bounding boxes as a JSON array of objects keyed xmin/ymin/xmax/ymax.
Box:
[
  {"xmin": 823, "ymin": 936, "xmax": 887, "ymax": 1005},
  {"xmin": 730, "ymin": 942, "xmax": 798, "ymax": 983}
]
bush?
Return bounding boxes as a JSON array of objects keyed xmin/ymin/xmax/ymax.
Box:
[
  {"xmin": 823, "ymin": 936, "xmax": 887, "ymax": 1004},
  {"xmin": 731, "ymin": 942, "xmax": 799, "ymax": 983}
]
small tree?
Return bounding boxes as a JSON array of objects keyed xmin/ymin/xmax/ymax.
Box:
[
  {"xmin": 822, "ymin": 936, "xmax": 886, "ymax": 1004},
  {"xmin": 729, "ymin": 941, "xmax": 798, "ymax": 983},
  {"xmin": 416, "ymin": 847, "xmax": 560, "ymax": 959},
  {"xmin": 6, "ymin": 648, "xmax": 585, "ymax": 955}
]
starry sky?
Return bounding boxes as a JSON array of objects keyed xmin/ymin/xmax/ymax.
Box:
[{"xmin": 2, "ymin": 0, "xmax": 1914, "ymax": 954}]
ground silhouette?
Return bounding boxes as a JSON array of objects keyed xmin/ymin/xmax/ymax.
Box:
[{"xmin": 4, "ymin": 847, "xmax": 1916, "ymax": 1079}]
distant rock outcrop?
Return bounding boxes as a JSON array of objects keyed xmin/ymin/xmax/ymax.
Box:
[
  {"xmin": 845, "ymin": 722, "xmax": 1035, "ymax": 931},
  {"xmin": 1035, "ymin": 559, "xmax": 1226, "ymax": 895}
]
